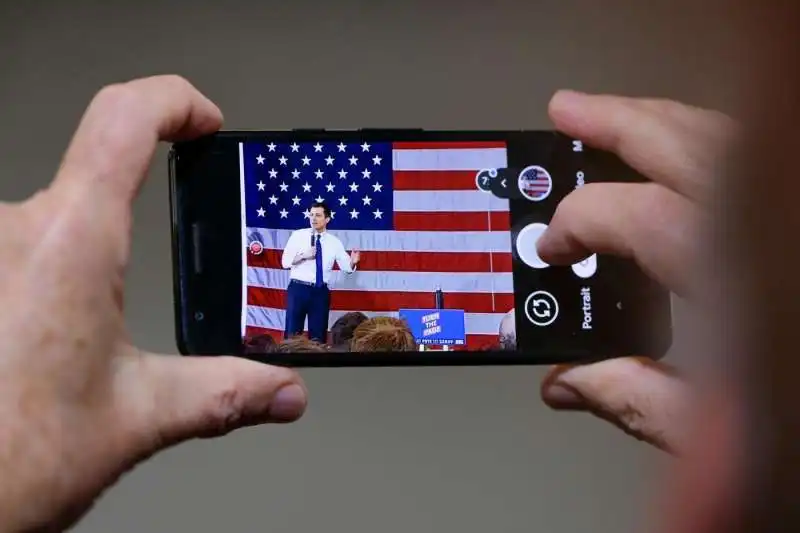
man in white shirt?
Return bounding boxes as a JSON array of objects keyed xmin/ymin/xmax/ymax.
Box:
[{"xmin": 281, "ymin": 201, "xmax": 361, "ymax": 343}]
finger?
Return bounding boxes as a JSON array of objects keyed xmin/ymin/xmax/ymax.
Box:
[
  {"xmin": 536, "ymin": 181, "xmax": 701, "ymax": 297},
  {"xmin": 131, "ymin": 351, "xmax": 307, "ymax": 449},
  {"xmin": 540, "ymin": 357, "xmax": 689, "ymax": 454},
  {"xmin": 548, "ymin": 90, "xmax": 732, "ymax": 203},
  {"xmin": 53, "ymin": 75, "xmax": 223, "ymax": 207}
]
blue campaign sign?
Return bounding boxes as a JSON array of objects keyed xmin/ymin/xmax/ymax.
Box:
[{"xmin": 398, "ymin": 309, "xmax": 467, "ymax": 346}]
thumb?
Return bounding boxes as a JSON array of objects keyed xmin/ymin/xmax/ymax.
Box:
[
  {"xmin": 540, "ymin": 357, "xmax": 688, "ymax": 454},
  {"xmin": 131, "ymin": 352, "xmax": 307, "ymax": 448}
]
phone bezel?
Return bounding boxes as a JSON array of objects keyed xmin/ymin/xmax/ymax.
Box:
[{"xmin": 169, "ymin": 129, "xmax": 673, "ymax": 367}]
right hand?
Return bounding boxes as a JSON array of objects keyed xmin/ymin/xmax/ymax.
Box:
[
  {"xmin": 536, "ymin": 90, "xmax": 738, "ymax": 455},
  {"xmin": 300, "ymin": 246, "xmax": 316, "ymax": 260}
]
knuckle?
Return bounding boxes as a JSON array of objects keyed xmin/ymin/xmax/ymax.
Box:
[
  {"xmin": 158, "ymin": 74, "xmax": 194, "ymax": 91},
  {"xmin": 553, "ymin": 182, "xmax": 600, "ymax": 219},
  {"xmin": 91, "ymin": 83, "xmax": 145, "ymax": 118},
  {"xmin": 202, "ymin": 383, "xmax": 247, "ymax": 436},
  {"xmin": 635, "ymin": 97, "xmax": 686, "ymax": 117},
  {"xmin": 632, "ymin": 183, "xmax": 682, "ymax": 228},
  {"xmin": 87, "ymin": 85, "xmax": 149, "ymax": 154}
]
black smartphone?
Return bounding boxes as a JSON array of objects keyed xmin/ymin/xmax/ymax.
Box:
[{"xmin": 168, "ymin": 129, "xmax": 672, "ymax": 366}]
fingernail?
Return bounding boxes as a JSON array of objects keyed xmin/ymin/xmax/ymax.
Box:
[
  {"xmin": 268, "ymin": 384, "xmax": 307, "ymax": 421},
  {"xmin": 543, "ymin": 382, "xmax": 586, "ymax": 409}
]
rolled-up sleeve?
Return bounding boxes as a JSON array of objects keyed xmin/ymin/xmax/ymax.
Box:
[
  {"xmin": 335, "ymin": 239, "xmax": 356, "ymax": 274},
  {"xmin": 281, "ymin": 232, "xmax": 301, "ymax": 269}
]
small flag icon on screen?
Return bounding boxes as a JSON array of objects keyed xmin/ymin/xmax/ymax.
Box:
[{"xmin": 518, "ymin": 165, "xmax": 553, "ymax": 202}]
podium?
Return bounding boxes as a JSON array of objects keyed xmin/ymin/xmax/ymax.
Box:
[{"xmin": 397, "ymin": 308, "xmax": 467, "ymax": 351}]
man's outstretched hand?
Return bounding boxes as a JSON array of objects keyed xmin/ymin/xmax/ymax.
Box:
[
  {"xmin": 0, "ymin": 75, "xmax": 308, "ymax": 532},
  {"xmin": 537, "ymin": 90, "xmax": 738, "ymax": 455}
]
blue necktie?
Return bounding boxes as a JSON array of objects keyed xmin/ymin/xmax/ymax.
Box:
[{"xmin": 314, "ymin": 234, "xmax": 323, "ymax": 287}]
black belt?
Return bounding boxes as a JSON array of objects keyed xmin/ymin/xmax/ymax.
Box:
[{"xmin": 291, "ymin": 279, "xmax": 328, "ymax": 288}]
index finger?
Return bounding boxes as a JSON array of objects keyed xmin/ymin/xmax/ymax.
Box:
[
  {"xmin": 548, "ymin": 90, "xmax": 733, "ymax": 203},
  {"xmin": 53, "ymin": 75, "xmax": 223, "ymax": 206}
]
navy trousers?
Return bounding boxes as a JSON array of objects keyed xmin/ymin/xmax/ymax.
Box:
[{"xmin": 284, "ymin": 280, "xmax": 331, "ymax": 343}]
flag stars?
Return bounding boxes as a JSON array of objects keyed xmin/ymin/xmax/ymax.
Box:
[{"xmin": 247, "ymin": 140, "xmax": 391, "ymax": 229}]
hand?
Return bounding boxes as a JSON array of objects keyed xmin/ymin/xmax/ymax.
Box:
[
  {"xmin": 304, "ymin": 245, "xmax": 317, "ymax": 259},
  {"xmin": 350, "ymin": 249, "xmax": 361, "ymax": 265},
  {"xmin": 536, "ymin": 90, "xmax": 738, "ymax": 455},
  {"xmin": 0, "ymin": 75, "xmax": 308, "ymax": 532}
]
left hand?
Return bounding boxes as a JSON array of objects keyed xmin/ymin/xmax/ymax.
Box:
[
  {"xmin": 0, "ymin": 75, "xmax": 308, "ymax": 532},
  {"xmin": 350, "ymin": 249, "xmax": 361, "ymax": 265}
]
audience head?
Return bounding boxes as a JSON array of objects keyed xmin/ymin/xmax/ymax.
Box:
[
  {"xmin": 330, "ymin": 312, "xmax": 369, "ymax": 348},
  {"xmin": 243, "ymin": 333, "xmax": 278, "ymax": 354},
  {"xmin": 350, "ymin": 316, "xmax": 416, "ymax": 352},
  {"xmin": 278, "ymin": 335, "xmax": 329, "ymax": 353},
  {"xmin": 498, "ymin": 309, "xmax": 516, "ymax": 351}
]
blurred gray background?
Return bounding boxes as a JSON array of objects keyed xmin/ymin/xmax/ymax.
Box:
[{"xmin": 0, "ymin": 2, "xmax": 743, "ymax": 532}]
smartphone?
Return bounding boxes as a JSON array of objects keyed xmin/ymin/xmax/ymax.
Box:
[{"xmin": 168, "ymin": 129, "xmax": 672, "ymax": 366}]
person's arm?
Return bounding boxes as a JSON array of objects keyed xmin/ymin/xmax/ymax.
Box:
[
  {"xmin": 335, "ymin": 240, "xmax": 358, "ymax": 274},
  {"xmin": 281, "ymin": 232, "xmax": 311, "ymax": 269}
]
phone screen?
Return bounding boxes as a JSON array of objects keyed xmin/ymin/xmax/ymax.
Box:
[{"xmin": 171, "ymin": 129, "xmax": 672, "ymax": 364}]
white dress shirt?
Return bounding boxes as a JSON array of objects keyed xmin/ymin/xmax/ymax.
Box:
[{"xmin": 280, "ymin": 227, "xmax": 357, "ymax": 285}]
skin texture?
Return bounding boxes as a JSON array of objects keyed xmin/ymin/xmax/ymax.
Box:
[
  {"xmin": 536, "ymin": 90, "xmax": 738, "ymax": 456},
  {"xmin": 3, "ymin": 6, "xmax": 800, "ymax": 526},
  {"xmin": 0, "ymin": 76, "xmax": 309, "ymax": 532},
  {"xmin": 0, "ymin": 81, "xmax": 740, "ymax": 531}
]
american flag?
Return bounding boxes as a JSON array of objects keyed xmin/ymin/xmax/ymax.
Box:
[
  {"xmin": 239, "ymin": 139, "xmax": 512, "ymax": 350},
  {"xmin": 519, "ymin": 165, "xmax": 552, "ymax": 201}
]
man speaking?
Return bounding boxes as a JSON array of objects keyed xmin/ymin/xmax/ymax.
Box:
[{"xmin": 281, "ymin": 201, "xmax": 361, "ymax": 343}]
